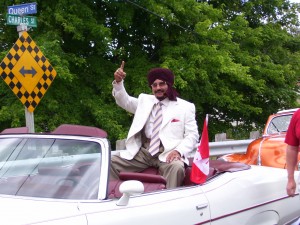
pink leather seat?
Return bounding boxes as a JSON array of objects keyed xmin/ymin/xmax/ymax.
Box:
[{"xmin": 108, "ymin": 172, "xmax": 167, "ymax": 199}]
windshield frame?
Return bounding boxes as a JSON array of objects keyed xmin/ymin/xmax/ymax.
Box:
[{"xmin": 265, "ymin": 114, "xmax": 293, "ymax": 135}]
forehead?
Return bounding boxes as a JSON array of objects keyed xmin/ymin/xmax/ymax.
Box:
[{"xmin": 152, "ymin": 79, "xmax": 165, "ymax": 84}]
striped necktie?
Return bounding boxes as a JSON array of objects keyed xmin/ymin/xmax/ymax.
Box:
[{"xmin": 148, "ymin": 102, "xmax": 163, "ymax": 155}]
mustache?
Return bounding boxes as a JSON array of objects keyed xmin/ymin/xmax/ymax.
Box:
[{"xmin": 154, "ymin": 89, "xmax": 164, "ymax": 94}]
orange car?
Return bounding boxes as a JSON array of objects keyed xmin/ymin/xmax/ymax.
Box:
[{"xmin": 220, "ymin": 108, "xmax": 300, "ymax": 169}]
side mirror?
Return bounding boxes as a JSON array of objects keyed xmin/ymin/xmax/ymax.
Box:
[{"xmin": 116, "ymin": 180, "xmax": 144, "ymax": 206}]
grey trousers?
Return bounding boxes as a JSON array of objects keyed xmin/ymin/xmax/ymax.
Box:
[{"xmin": 110, "ymin": 144, "xmax": 185, "ymax": 189}]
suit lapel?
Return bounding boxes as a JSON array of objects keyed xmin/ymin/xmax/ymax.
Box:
[
  {"xmin": 127, "ymin": 96, "xmax": 156, "ymax": 139},
  {"xmin": 161, "ymin": 100, "xmax": 178, "ymax": 128},
  {"xmin": 141, "ymin": 99, "xmax": 156, "ymax": 125}
]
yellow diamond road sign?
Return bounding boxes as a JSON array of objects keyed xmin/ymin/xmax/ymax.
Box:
[{"xmin": 0, "ymin": 31, "xmax": 57, "ymax": 112}]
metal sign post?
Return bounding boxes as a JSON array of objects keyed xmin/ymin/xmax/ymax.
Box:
[
  {"xmin": 17, "ymin": 24, "xmax": 35, "ymax": 133},
  {"xmin": 12, "ymin": 3, "xmax": 37, "ymax": 133}
]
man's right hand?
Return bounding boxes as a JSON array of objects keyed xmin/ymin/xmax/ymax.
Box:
[{"xmin": 114, "ymin": 61, "xmax": 126, "ymax": 83}]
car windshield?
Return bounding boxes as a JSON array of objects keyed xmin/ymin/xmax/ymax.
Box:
[
  {"xmin": 267, "ymin": 114, "xmax": 293, "ymax": 134},
  {"xmin": 0, "ymin": 136, "xmax": 101, "ymax": 200}
]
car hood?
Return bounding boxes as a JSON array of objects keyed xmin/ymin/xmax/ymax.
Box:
[{"xmin": 0, "ymin": 195, "xmax": 87, "ymax": 225}]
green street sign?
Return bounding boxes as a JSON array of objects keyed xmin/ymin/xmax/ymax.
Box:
[{"xmin": 6, "ymin": 14, "xmax": 37, "ymax": 27}]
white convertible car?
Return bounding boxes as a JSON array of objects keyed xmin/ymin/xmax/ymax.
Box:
[{"xmin": 0, "ymin": 124, "xmax": 299, "ymax": 225}]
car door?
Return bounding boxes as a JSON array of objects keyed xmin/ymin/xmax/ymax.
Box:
[{"xmin": 79, "ymin": 186, "xmax": 211, "ymax": 225}]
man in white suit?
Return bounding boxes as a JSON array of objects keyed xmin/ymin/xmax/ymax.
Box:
[{"xmin": 110, "ymin": 61, "xmax": 199, "ymax": 188}]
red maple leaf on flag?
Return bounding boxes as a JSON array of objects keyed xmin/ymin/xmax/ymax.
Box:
[{"xmin": 190, "ymin": 114, "xmax": 210, "ymax": 184}]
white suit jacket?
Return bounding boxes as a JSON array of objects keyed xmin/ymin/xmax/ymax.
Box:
[{"xmin": 113, "ymin": 81, "xmax": 199, "ymax": 165}]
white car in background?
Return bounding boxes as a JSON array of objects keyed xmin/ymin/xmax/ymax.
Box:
[{"xmin": 0, "ymin": 124, "xmax": 299, "ymax": 225}]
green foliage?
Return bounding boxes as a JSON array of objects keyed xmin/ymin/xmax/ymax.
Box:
[{"xmin": 0, "ymin": 0, "xmax": 300, "ymax": 147}]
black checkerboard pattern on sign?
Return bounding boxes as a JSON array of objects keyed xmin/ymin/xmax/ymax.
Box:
[{"xmin": 0, "ymin": 32, "xmax": 57, "ymax": 112}]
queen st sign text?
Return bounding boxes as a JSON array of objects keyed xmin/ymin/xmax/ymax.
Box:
[{"xmin": 7, "ymin": 2, "xmax": 37, "ymax": 15}]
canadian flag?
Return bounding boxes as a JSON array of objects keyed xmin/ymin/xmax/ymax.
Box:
[{"xmin": 190, "ymin": 114, "xmax": 210, "ymax": 184}]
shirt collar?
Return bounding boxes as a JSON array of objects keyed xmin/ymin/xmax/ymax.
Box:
[{"xmin": 155, "ymin": 98, "xmax": 169, "ymax": 107}]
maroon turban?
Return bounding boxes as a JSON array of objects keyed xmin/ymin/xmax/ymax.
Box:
[{"xmin": 147, "ymin": 68, "xmax": 179, "ymax": 101}]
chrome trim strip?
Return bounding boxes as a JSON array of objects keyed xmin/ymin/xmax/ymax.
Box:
[{"xmin": 194, "ymin": 193, "xmax": 299, "ymax": 225}]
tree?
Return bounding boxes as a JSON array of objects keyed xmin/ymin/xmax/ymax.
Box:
[{"xmin": 0, "ymin": 0, "xmax": 299, "ymax": 147}]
